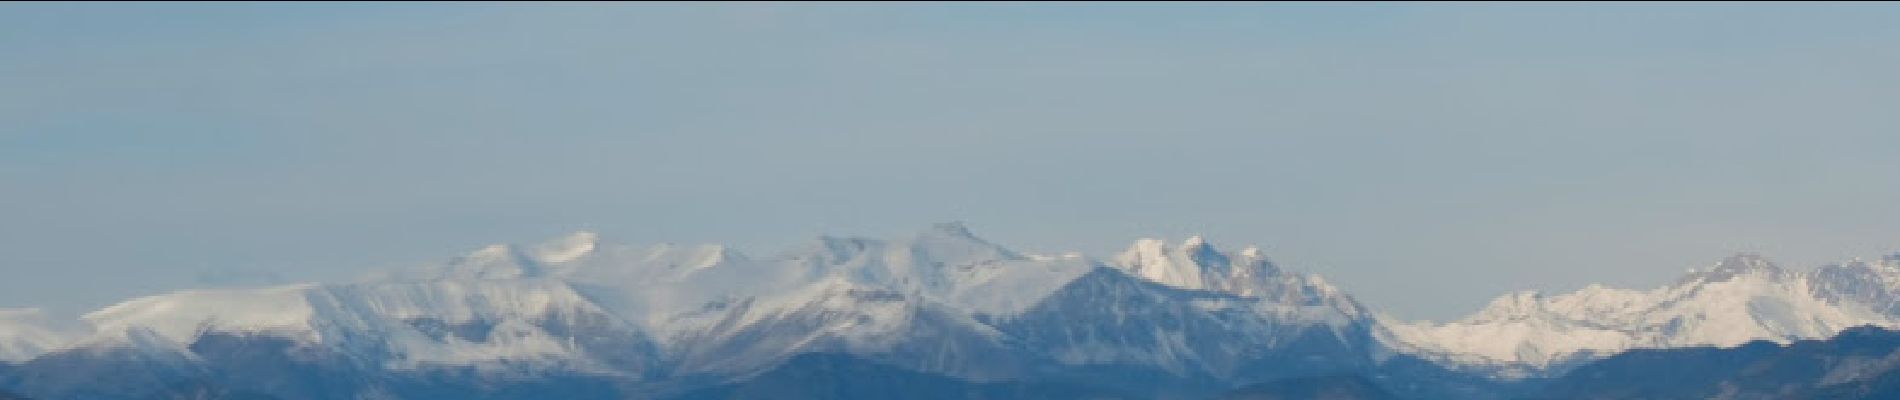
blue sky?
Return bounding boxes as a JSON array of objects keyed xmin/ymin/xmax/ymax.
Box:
[{"xmin": 4, "ymin": 3, "xmax": 1900, "ymax": 320}]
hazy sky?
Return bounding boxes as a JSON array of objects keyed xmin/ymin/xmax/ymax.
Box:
[{"xmin": 5, "ymin": 3, "xmax": 1900, "ymax": 320}]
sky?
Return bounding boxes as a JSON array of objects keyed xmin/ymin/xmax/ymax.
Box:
[{"xmin": 4, "ymin": 3, "xmax": 1900, "ymax": 320}]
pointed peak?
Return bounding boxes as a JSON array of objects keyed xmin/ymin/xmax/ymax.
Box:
[
  {"xmin": 1111, "ymin": 236, "xmax": 1245, "ymax": 290},
  {"xmin": 684, "ymin": 243, "xmax": 746, "ymax": 267},
  {"xmin": 1239, "ymin": 245, "xmax": 1264, "ymax": 259},
  {"xmin": 907, "ymin": 222, "xmax": 1021, "ymax": 262},
  {"xmin": 1116, "ymin": 238, "xmax": 1170, "ymax": 263},
  {"xmin": 1118, "ymin": 236, "xmax": 1234, "ymax": 259},
  {"xmin": 1467, "ymin": 290, "xmax": 1547, "ymax": 323},
  {"xmin": 1182, "ymin": 236, "xmax": 1228, "ymax": 265},
  {"xmin": 1233, "ymin": 245, "xmax": 1282, "ymax": 276},
  {"xmin": 912, "ymin": 222, "xmax": 999, "ymax": 246},
  {"xmin": 1119, "ymin": 236, "xmax": 1239, "ymax": 259},
  {"xmin": 1681, "ymin": 252, "xmax": 1785, "ymax": 284}
]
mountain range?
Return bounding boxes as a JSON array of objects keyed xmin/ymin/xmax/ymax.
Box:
[{"xmin": 2, "ymin": 223, "xmax": 1898, "ymax": 399}]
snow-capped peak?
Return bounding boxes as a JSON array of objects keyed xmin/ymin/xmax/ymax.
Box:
[
  {"xmin": 449, "ymin": 231, "xmax": 609, "ymax": 278},
  {"xmin": 80, "ymin": 284, "xmax": 322, "ymax": 346},
  {"xmin": 1680, "ymin": 252, "xmax": 1785, "ymax": 284},
  {"xmin": 779, "ymin": 223, "xmax": 1023, "ymax": 274},
  {"xmin": 0, "ymin": 308, "xmax": 73, "ymax": 362},
  {"xmin": 1114, "ymin": 237, "xmax": 1221, "ymax": 290},
  {"xmin": 1811, "ymin": 252, "xmax": 1900, "ymax": 317},
  {"xmin": 1119, "ymin": 238, "xmax": 1168, "ymax": 263},
  {"xmin": 28, "ymin": 222, "xmax": 1900, "ymax": 397},
  {"xmin": 1103, "ymin": 236, "xmax": 1345, "ymax": 310},
  {"xmin": 532, "ymin": 230, "xmax": 600, "ymax": 264},
  {"xmin": 1239, "ymin": 245, "xmax": 1265, "ymax": 260},
  {"xmin": 903, "ymin": 222, "xmax": 1023, "ymax": 265},
  {"xmin": 1112, "ymin": 236, "xmax": 1275, "ymax": 292},
  {"xmin": 445, "ymin": 244, "xmax": 542, "ymax": 280},
  {"xmin": 1463, "ymin": 291, "xmax": 1546, "ymax": 323}
]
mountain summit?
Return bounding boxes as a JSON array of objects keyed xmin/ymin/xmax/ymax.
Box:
[{"xmin": 1679, "ymin": 252, "xmax": 1787, "ymax": 284}]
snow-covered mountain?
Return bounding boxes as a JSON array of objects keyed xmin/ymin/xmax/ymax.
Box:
[
  {"xmin": 4, "ymin": 224, "xmax": 1900, "ymax": 399},
  {"xmin": 2, "ymin": 224, "xmax": 1397, "ymax": 399},
  {"xmin": 1812, "ymin": 253, "xmax": 1900, "ymax": 317},
  {"xmin": 1382, "ymin": 253, "xmax": 1900, "ymax": 379},
  {"xmin": 0, "ymin": 309, "xmax": 70, "ymax": 363}
]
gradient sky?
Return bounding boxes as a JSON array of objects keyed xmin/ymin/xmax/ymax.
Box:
[{"xmin": 5, "ymin": 3, "xmax": 1900, "ymax": 320}]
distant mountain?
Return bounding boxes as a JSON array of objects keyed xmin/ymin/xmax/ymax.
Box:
[
  {"xmin": 0, "ymin": 309, "xmax": 67, "ymax": 364},
  {"xmin": 1812, "ymin": 254, "xmax": 1900, "ymax": 318},
  {"xmin": 0, "ymin": 224, "xmax": 1402, "ymax": 399},
  {"xmin": 2, "ymin": 224, "xmax": 1899, "ymax": 399},
  {"xmin": 1536, "ymin": 325, "xmax": 1900, "ymax": 399},
  {"xmin": 1382, "ymin": 253, "xmax": 1900, "ymax": 379}
]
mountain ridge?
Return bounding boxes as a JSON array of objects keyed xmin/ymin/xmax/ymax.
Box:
[{"xmin": 3, "ymin": 224, "xmax": 1899, "ymax": 399}]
